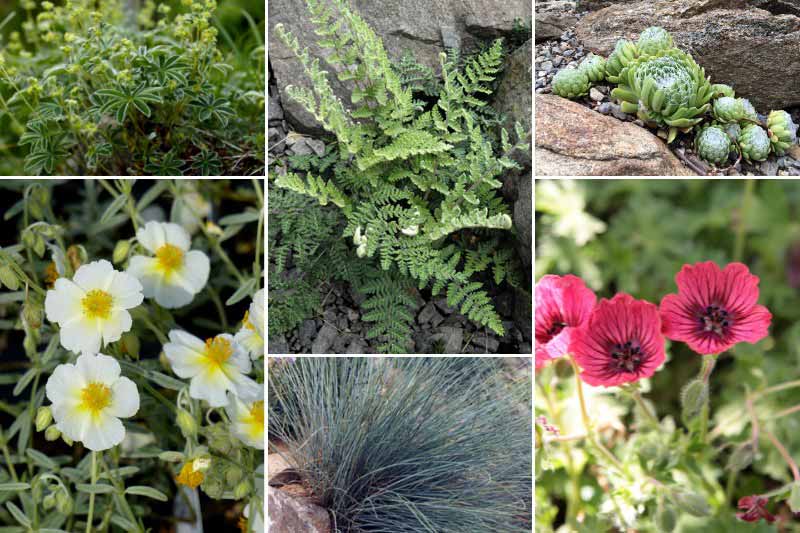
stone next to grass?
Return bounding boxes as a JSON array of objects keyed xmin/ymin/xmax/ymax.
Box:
[{"xmin": 268, "ymin": 486, "xmax": 331, "ymax": 533}]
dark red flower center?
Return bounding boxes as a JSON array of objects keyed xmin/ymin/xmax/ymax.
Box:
[
  {"xmin": 699, "ymin": 304, "xmax": 731, "ymax": 337},
  {"xmin": 546, "ymin": 321, "xmax": 567, "ymax": 337},
  {"xmin": 610, "ymin": 341, "xmax": 643, "ymax": 373}
]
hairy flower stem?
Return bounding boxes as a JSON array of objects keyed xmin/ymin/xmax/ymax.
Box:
[
  {"xmin": 733, "ymin": 179, "xmax": 755, "ymax": 262},
  {"xmin": 764, "ymin": 429, "xmax": 800, "ymax": 482},
  {"xmin": 86, "ymin": 451, "xmax": 97, "ymax": 533},
  {"xmin": 699, "ymin": 354, "xmax": 718, "ymax": 442},
  {"xmin": 569, "ymin": 356, "xmax": 631, "ymax": 480}
]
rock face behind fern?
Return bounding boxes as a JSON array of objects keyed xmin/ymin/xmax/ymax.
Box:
[
  {"xmin": 575, "ymin": 0, "xmax": 800, "ymax": 110},
  {"xmin": 269, "ymin": 0, "xmax": 530, "ymax": 131}
]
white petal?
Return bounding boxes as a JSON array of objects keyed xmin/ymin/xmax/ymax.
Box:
[
  {"xmin": 168, "ymin": 329, "xmax": 206, "ymax": 350},
  {"xmin": 136, "ymin": 221, "xmax": 167, "ymax": 253},
  {"xmin": 163, "ymin": 222, "xmax": 191, "ymax": 251},
  {"xmin": 233, "ymin": 374, "xmax": 261, "ymax": 403},
  {"xmin": 109, "ymin": 271, "xmax": 143, "ymax": 309},
  {"xmin": 108, "ymin": 377, "xmax": 139, "ymax": 418},
  {"xmin": 189, "ymin": 370, "xmax": 233, "ymax": 407},
  {"xmin": 60, "ymin": 318, "xmax": 102, "ymax": 354},
  {"xmin": 153, "ymin": 279, "xmax": 194, "ymax": 308},
  {"xmin": 46, "ymin": 363, "xmax": 85, "ymax": 405},
  {"xmin": 225, "ymin": 337, "xmax": 252, "ymax": 374},
  {"xmin": 76, "ymin": 353, "xmax": 121, "ymax": 385},
  {"xmin": 101, "ymin": 310, "xmax": 131, "ymax": 345},
  {"xmin": 45, "ymin": 279, "xmax": 84, "ymax": 325},
  {"xmin": 81, "ymin": 414, "xmax": 125, "ymax": 451},
  {"xmin": 164, "ymin": 342, "xmax": 206, "ymax": 379},
  {"xmin": 54, "ymin": 406, "xmax": 92, "ymax": 445},
  {"xmin": 126, "ymin": 256, "xmax": 160, "ymax": 298},
  {"xmin": 173, "ymin": 251, "xmax": 210, "ymax": 294},
  {"xmin": 73, "ymin": 260, "xmax": 115, "ymax": 292}
]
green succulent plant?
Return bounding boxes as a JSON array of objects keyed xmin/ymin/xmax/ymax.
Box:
[
  {"xmin": 695, "ymin": 126, "xmax": 731, "ymax": 165},
  {"xmin": 738, "ymin": 124, "xmax": 771, "ymax": 162},
  {"xmin": 766, "ymin": 110, "xmax": 798, "ymax": 155},
  {"xmin": 605, "ymin": 39, "xmax": 639, "ymax": 84},
  {"xmin": 611, "ymin": 48, "xmax": 712, "ymax": 143},
  {"xmin": 739, "ymin": 98, "xmax": 759, "ymax": 123},
  {"xmin": 579, "ymin": 54, "xmax": 606, "ymax": 83},
  {"xmin": 637, "ymin": 26, "xmax": 674, "ymax": 56},
  {"xmin": 712, "ymin": 97, "xmax": 744, "ymax": 123},
  {"xmin": 552, "ymin": 68, "xmax": 590, "ymax": 99},
  {"xmin": 710, "ymin": 84, "xmax": 735, "ymax": 98},
  {"xmin": 720, "ymin": 121, "xmax": 742, "ymax": 143}
]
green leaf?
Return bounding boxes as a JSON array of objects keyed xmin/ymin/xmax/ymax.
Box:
[
  {"xmin": 124, "ymin": 486, "xmax": 168, "ymax": 501},
  {"xmin": 136, "ymin": 181, "xmax": 170, "ymax": 211},
  {"xmin": 109, "ymin": 515, "xmax": 138, "ymax": 531},
  {"xmin": 76, "ymin": 483, "xmax": 116, "ymax": 494},
  {"xmin": 5, "ymin": 502, "xmax": 30, "ymax": 527},
  {"xmin": 225, "ymin": 278, "xmax": 256, "ymax": 306},
  {"xmin": 218, "ymin": 210, "xmax": 261, "ymax": 226},
  {"xmin": 0, "ymin": 483, "xmax": 30, "ymax": 492},
  {"xmin": 26, "ymin": 448, "xmax": 57, "ymax": 470},
  {"xmin": 100, "ymin": 194, "xmax": 129, "ymax": 225}
]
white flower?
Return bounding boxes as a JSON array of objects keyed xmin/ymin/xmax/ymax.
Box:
[
  {"xmin": 45, "ymin": 353, "xmax": 139, "ymax": 451},
  {"xmin": 225, "ymin": 391, "xmax": 264, "ymax": 449},
  {"xmin": 163, "ymin": 331, "xmax": 259, "ymax": 407},
  {"xmin": 126, "ymin": 221, "xmax": 210, "ymax": 309},
  {"xmin": 234, "ymin": 289, "xmax": 264, "ymax": 359},
  {"xmin": 243, "ymin": 502, "xmax": 265, "ymax": 533},
  {"xmin": 45, "ymin": 260, "xmax": 143, "ymax": 354},
  {"xmin": 171, "ymin": 182, "xmax": 211, "ymax": 234}
]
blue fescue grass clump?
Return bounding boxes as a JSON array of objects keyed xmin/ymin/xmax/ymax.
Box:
[{"xmin": 268, "ymin": 357, "xmax": 532, "ymax": 532}]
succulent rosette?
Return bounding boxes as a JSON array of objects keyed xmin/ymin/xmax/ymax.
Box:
[
  {"xmin": 695, "ymin": 125, "xmax": 731, "ymax": 165},
  {"xmin": 766, "ymin": 110, "xmax": 798, "ymax": 155},
  {"xmin": 579, "ymin": 53, "xmax": 606, "ymax": 83},
  {"xmin": 739, "ymin": 98, "xmax": 759, "ymax": 123},
  {"xmin": 552, "ymin": 68, "xmax": 590, "ymax": 99},
  {"xmin": 712, "ymin": 97, "xmax": 745, "ymax": 123},
  {"xmin": 636, "ymin": 26, "xmax": 674, "ymax": 56},
  {"xmin": 710, "ymin": 83, "xmax": 735, "ymax": 98},
  {"xmin": 605, "ymin": 39, "xmax": 639, "ymax": 84},
  {"xmin": 611, "ymin": 48, "xmax": 713, "ymax": 143},
  {"xmin": 739, "ymin": 124, "xmax": 771, "ymax": 162}
]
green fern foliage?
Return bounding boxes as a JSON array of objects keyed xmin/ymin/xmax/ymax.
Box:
[{"xmin": 270, "ymin": 0, "xmax": 528, "ymax": 351}]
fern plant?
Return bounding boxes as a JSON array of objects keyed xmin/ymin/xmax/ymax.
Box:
[
  {"xmin": 268, "ymin": 357, "xmax": 532, "ymax": 532},
  {"xmin": 270, "ymin": 0, "xmax": 528, "ymax": 352},
  {"xmin": 0, "ymin": 0, "xmax": 264, "ymax": 175}
]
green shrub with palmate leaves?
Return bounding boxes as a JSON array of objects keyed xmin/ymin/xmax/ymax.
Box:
[
  {"xmin": 270, "ymin": 0, "xmax": 528, "ymax": 352},
  {"xmin": 0, "ymin": 0, "xmax": 264, "ymax": 175},
  {"xmin": 269, "ymin": 357, "xmax": 531, "ymax": 532}
]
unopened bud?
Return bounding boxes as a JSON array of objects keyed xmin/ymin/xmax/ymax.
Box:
[
  {"xmin": 23, "ymin": 297, "xmax": 44, "ymax": 330},
  {"xmin": 35, "ymin": 406, "xmax": 52, "ymax": 432},
  {"xmin": 44, "ymin": 425, "xmax": 61, "ymax": 441},
  {"xmin": 233, "ymin": 480, "xmax": 251, "ymax": 500},
  {"xmin": 42, "ymin": 492, "xmax": 56, "ymax": 510},
  {"xmin": 61, "ymin": 434, "xmax": 72, "ymax": 446},
  {"xmin": 176, "ymin": 409, "xmax": 197, "ymax": 439},
  {"xmin": 680, "ymin": 379, "xmax": 708, "ymax": 421},
  {"xmin": 112, "ymin": 240, "xmax": 131, "ymax": 264},
  {"xmin": 159, "ymin": 451, "xmax": 185, "ymax": 462},
  {"xmin": 225, "ymin": 465, "xmax": 244, "ymax": 485},
  {"xmin": 66, "ymin": 245, "xmax": 87, "ymax": 271},
  {"xmin": 656, "ymin": 497, "xmax": 677, "ymax": 532},
  {"xmin": 29, "ymin": 186, "xmax": 50, "ymax": 220},
  {"xmin": 670, "ymin": 489, "xmax": 711, "ymax": 517},
  {"xmin": 0, "ymin": 265, "xmax": 20, "ymax": 290},
  {"xmin": 727, "ymin": 442, "xmax": 755, "ymax": 472},
  {"xmin": 55, "ymin": 491, "xmax": 72, "ymax": 514},
  {"xmin": 119, "ymin": 332, "xmax": 140, "ymax": 358}
]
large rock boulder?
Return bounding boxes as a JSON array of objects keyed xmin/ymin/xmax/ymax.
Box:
[
  {"xmin": 535, "ymin": 94, "xmax": 696, "ymax": 176},
  {"xmin": 535, "ymin": 1, "xmax": 578, "ymax": 42},
  {"xmin": 575, "ymin": 0, "xmax": 800, "ymax": 110},
  {"xmin": 268, "ymin": 486, "xmax": 331, "ymax": 533},
  {"xmin": 269, "ymin": 0, "xmax": 531, "ymax": 131}
]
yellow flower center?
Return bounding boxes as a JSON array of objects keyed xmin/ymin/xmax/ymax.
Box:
[
  {"xmin": 155, "ymin": 244, "xmax": 184, "ymax": 274},
  {"xmin": 80, "ymin": 382, "xmax": 112, "ymax": 415},
  {"xmin": 205, "ymin": 337, "xmax": 233, "ymax": 367},
  {"xmin": 81, "ymin": 289, "xmax": 113, "ymax": 320},
  {"xmin": 176, "ymin": 462, "xmax": 204, "ymax": 488},
  {"xmin": 249, "ymin": 400, "xmax": 264, "ymax": 428},
  {"xmin": 243, "ymin": 310, "xmax": 256, "ymax": 332}
]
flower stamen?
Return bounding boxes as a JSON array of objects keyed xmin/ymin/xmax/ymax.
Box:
[
  {"xmin": 81, "ymin": 289, "xmax": 113, "ymax": 320},
  {"xmin": 699, "ymin": 304, "xmax": 731, "ymax": 337},
  {"xmin": 80, "ymin": 382, "xmax": 112, "ymax": 415},
  {"xmin": 610, "ymin": 340, "xmax": 643, "ymax": 373},
  {"xmin": 204, "ymin": 336, "xmax": 233, "ymax": 367},
  {"xmin": 155, "ymin": 244, "xmax": 184, "ymax": 274}
]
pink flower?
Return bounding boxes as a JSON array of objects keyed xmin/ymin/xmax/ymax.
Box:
[
  {"xmin": 736, "ymin": 495, "xmax": 775, "ymax": 523},
  {"xmin": 535, "ymin": 275, "xmax": 596, "ymax": 369},
  {"xmin": 660, "ymin": 261, "xmax": 772, "ymax": 355},
  {"xmin": 569, "ymin": 293, "xmax": 665, "ymax": 387}
]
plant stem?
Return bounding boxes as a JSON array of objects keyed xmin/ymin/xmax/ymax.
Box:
[
  {"xmin": 631, "ymin": 389, "xmax": 659, "ymax": 426},
  {"xmin": 757, "ymin": 379, "xmax": 800, "ymax": 398},
  {"xmin": 699, "ymin": 354, "xmax": 718, "ymax": 442},
  {"xmin": 733, "ymin": 178, "xmax": 754, "ymax": 262},
  {"xmin": 764, "ymin": 428, "xmax": 800, "ymax": 482},
  {"xmin": 86, "ymin": 451, "xmax": 97, "ymax": 533},
  {"xmin": 1, "ymin": 438, "xmax": 19, "ymax": 482}
]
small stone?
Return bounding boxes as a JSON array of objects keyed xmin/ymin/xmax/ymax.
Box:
[
  {"xmin": 268, "ymin": 487, "xmax": 331, "ymax": 533},
  {"xmin": 345, "ymin": 338, "xmax": 367, "ymax": 354},
  {"xmin": 598, "ymin": 102, "xmax": 612, "ymax": 114},
  {"xmin": 552, "ymin": 56, "xmax": 563, "ymax": 67},
  {"xmin": 439, "ymin": 326, "xmax": 463, "ymax": 354},
  {"xmin": 471, "ymin": 334, "xmax": 500, "ymax": 353},
  {"xmin": 433, "ymin": 298, "xmax": 454, "ymax": 315},
  {"xmin": 760, "ymin": 159, "xmax": 779, "ymax": 176},
  {"xmin": 611, "ymin": 105, "xmax": 628, "ymax": 121},
  {"xmin": 268, "ymin": 335, "xmax": 289, "ymax": 355},
  {"xmin": 268, "ymin": 96, "xmax": 284, "ymax": 123},
  {"xmin": 311, "ymin": 324, "xmax": 338, "ymax": 354},
  {"xmin": 540, "ymin": 60, "xmax": 553, "ymax": 73},
  {"xmin": 297, "ymin": 320, "xmax": 317, "ymax": 344},
  {"xmin": 345, "ymin": 308, "xmax": 359, "ymax": 322},
  {"xmin": 589, "ymin": 87, "xmax": 604, "ymax": 102},
  {"xmin": 417, "ymin": 302, "xmax": 444, "ymax": 327},
  {"xmin": 563, "ymin": 49, "xmax": 574, "ymax": 57}
]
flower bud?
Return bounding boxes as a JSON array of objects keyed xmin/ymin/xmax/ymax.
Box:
[
  {"xmin": 23, "ymin": 335, "xmax": 37, "ymax": 357},
  {"xmin": 680, "ymin": 378, "xmax": 708, "ymax": 421},
  {"xmin": 727, "ymin": 442, "xmax": 755, "ymax": 472},
  {"xmin": 176, "ymin": 409, "xmax": 197, "ymax": 439},
  {"xmin": 23, "ymin": 297, "xmax": 44, "ymax": 330},
  {"xmin": 66, "ymin": 245, "xmax": 87, "ymax": 272},
  {"xmin": 225, "ymin": 465, "xmax": 244, "ymax": 485},
  {"xmin": 42, "ymin": 492, "xmax": 56, "ymax": 510},
  {"xmin": 61, "ymin": 434, "xmax": 72, "ymax": 446},
  {"xmin": 670, "ymin": 489, "xmax": 711, "ymax": 517},
  {"xmin": 55, "ymin": 491, "xmax": 72, "ymax": 514},
  {"xmin": 119, "ymin": 332, "xmax": 140, "ymax": 358},
  {"xmin": 233, "ymin": 480, "xmax": 250, "ymax": 500},
  {"xmin": 655, "ymin": 497, "xmax": 677, "ymax": 532},
  {"xmin": 28, "ymin": 186, "xmax": 50, "ymax": 220},
  {"xmin": 0, "ymin": 265, "xmax": 20, "ymax": 290},
  {"xmin": 44, "ymin": 425, "xmax": 61, "ymax": 441},
  {"xmin": 112, "ymin": 240, "xmax": 131, "ymax": 265},
  {"xmin": 35, "ymin": 406, "xmax": 52, "ymax": 432}
]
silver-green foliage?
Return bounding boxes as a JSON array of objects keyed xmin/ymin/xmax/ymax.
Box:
[
  {"xmin": 268, "ymin": 357, "xmax": 532, "ymax": 532},
  {"xmin": 271, "ymin": 0, "xmax": 527, "ymax": 343}
]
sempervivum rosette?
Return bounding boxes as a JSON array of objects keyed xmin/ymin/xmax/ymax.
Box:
[
  {"xmin": 636, "ymin": 26, "xmax": 674, "ymax": 56},
  {"xmin": 713, "ymin": 97, "xmax": 745, "ymax": 123},
  {"xmin": 766, "ymin": 110, "xmax": 797, "ymax": 155},
  {"xmin": 579, "ymin": 54, "xmax": 606, "ymax": 83},
  {"xmin": 605, "ymin": 39, "xmax": 638, "ymax": 84},
  {"xmin": 552, "ymin": 68, "xmax": 590, "ymax": 99},
  {"xmin": 739, "ymin": 124, "xmax": 771, "ymax": 162},
  {"xmin": 695, "ymin": 126, "xmax": 731, "ymax": 165},
  {"xmin": 611, "ymin": 48, "xmax": 713, "ymax": 143}
]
